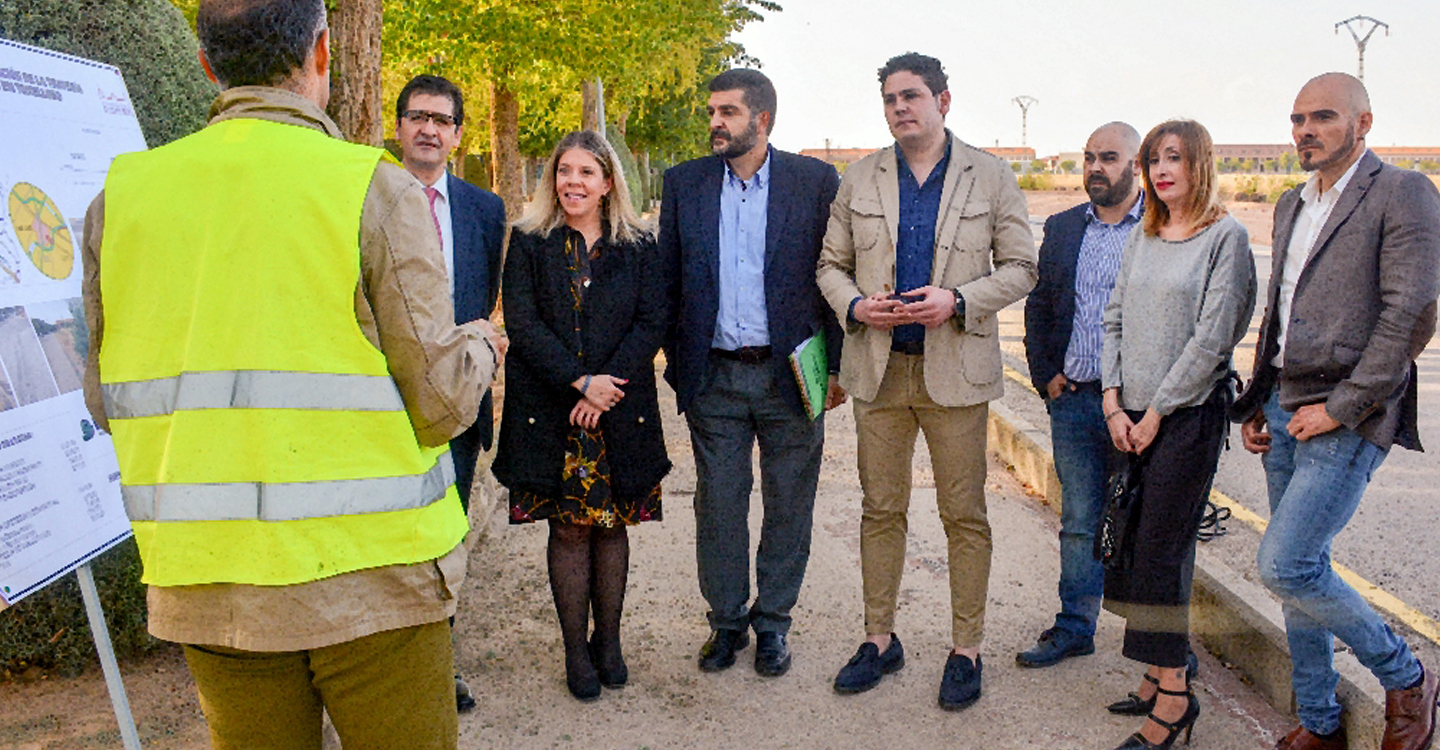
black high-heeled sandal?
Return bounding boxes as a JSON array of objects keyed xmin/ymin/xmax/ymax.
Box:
[
  {"xmin": 1108, "ymin": 673, "xmax": 1160, "ymax": 715},
  {"xmin": 1108, "ymin": 653, "xmax": 1200, "ymax": 715},
  {"xmin": 1113, "ymin": 686, "xmax": 1200, "ymax": 749}
]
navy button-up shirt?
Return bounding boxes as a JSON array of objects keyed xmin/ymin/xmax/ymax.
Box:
[
  {"xmin": 712, "ymin": 148, "xmax": 772, "ymax": 349},
  {"xmin": 891, "ymin": 139, "xmax": 951, "ymax": 346}
]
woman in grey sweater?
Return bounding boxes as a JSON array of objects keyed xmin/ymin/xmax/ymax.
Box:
[{"xmin": 1099, "ymin": 119, "xmax": 1257, "ymax": 750}]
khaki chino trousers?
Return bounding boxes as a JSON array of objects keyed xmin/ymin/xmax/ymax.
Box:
[
  {"xmin": 855, "ymin": 351, "xmax": 992, "ymax": 648},
  {"xmin": 182, "ymin": 620, "xmax": 456, "ymax": 750}
]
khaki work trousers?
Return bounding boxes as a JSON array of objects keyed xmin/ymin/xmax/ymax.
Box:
[
  {"xmin": 855, "ymin": 352, "xmax": 992, "ymax": 648},
  {"xmin": 182, "ymin": 620, "xmax": 456, "ymax": 750}
]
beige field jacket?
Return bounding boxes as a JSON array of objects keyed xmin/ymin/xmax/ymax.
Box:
[{"xmin": 817, "ymin": 132, "xmax": 1037, "ymax": 406}]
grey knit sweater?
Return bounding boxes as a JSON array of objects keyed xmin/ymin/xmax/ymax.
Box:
[{"xmin": 1102, "ymin": 214, "xmax": 1257, "ymax": 415}]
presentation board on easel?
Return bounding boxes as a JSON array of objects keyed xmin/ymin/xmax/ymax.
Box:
[{"xmin": 0, "ymin": 37, "xmax": 141, "ymax": 608}]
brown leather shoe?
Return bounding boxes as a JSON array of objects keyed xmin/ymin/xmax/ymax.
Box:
[
  {"xmin": 1383, "ymin": 666, "xmax": 1439, "ymax": 750},
  {"xmin": 1274, "ymin": 725, "xmax": 1346, "ymax": 750}
]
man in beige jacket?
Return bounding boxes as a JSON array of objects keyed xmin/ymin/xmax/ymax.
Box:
[{"xmin": 817, "ymin": 52, "xmax": 1036, "ymax": 710}]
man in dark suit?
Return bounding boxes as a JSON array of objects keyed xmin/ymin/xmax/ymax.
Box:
[
  {"xmin": 395, "ymin": 73, "xmax": 506, "ymax": 713},
  {"xmin": 1235, "ymin": 72, "xmax": 1440, "ymax": 750},
  {"xmin": 660, "ymin": 69, "xmax": 844, "ymax": 678},
  {"xmin": 1019, "ymin": 122, "xmax": 1143, "ymax": 669}
]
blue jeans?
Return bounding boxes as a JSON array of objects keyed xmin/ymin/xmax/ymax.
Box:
[
  {"xmin": 1256, "ymin": 392, "xmax": 1421, "ymax": 735},
  {"xmin": 1047, "ymin": 387, "xmax": 1110, "ymax": 637}
]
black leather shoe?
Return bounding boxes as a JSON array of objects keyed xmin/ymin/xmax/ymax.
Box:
[
  {"xmin": 698, "ymin": 629, "xmax": 749, "ymax": 673},
  {"xmin": 564, "ymin": 649, "xmax": 601, "ymax": 702},
  {"xmin": 1016, "ymin": 626, "xmax": 1095, "ymax": 668},
  {"xmin": 588, "ymin": 637, "xmax": 627, "ymax": 688},
  {"xmin": 455, "ymin": 674, "xmax": 476, "ymax": 713},
  {"xmin": 938, "ymin": 653, "xmax": 983, "ymax": 711},
  {"xmin": 833, "ymin": 634, "xmax": 905, "ymax": 694},
  {"xmin": 755, "ymin": 632, "xmax": 792, "ymax": 677}
]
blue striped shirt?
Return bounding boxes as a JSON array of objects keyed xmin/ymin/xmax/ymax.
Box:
[{"xmin": 1063, "ymin": 194, "xmax": 1144, "ymax": 382}]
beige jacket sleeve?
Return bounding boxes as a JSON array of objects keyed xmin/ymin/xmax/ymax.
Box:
[{"xmin": 80, "ymin": 161, "xmax": 495, "ymax": 447}]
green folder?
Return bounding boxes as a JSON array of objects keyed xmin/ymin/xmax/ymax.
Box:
[{"xmin": 788, "ymin": 332, "xmax": 829, "ymax": 420}]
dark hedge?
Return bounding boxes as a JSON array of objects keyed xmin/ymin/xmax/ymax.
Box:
[{"xmin": 0, "ymin": 0, "xmax": 216, "ymax": 148}]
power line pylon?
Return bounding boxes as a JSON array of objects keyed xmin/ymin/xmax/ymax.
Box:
[
  {"xmin": 1335, "ymin": 15, "xmax": 1389, "ymax": 82},
  {"xmin": 1012, "ymin": 96, "xmax": 1038, "ymax": 148}
]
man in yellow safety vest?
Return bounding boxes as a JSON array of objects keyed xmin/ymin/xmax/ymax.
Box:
[{"xmin": 80, "ymin": 0, "xmax": 506, "ymax": 746}]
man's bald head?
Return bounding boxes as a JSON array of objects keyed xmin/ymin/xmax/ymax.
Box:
[
  {"xmin": 1090, "ymin": 122, "xmax": 1141, "ymax": 157},
  {"xmin": 1084, "ymin": 121, "xmax": 1142, "ymax": 209},
  {"xmin": 1291, "ymin": 72, "xmax": 1374, "ymax": 177},
  {"xmin": 1298, "ymin": 72, "xmax": 1371, "ymax": 118},
  {"xmin": 197, "ymin": 0, "xmax": 326, "ymax": 89}
]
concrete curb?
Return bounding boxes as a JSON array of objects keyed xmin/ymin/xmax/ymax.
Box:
[{"xmin": 986, "ymin": 400, "xmax": 1388, "ymax": 746}]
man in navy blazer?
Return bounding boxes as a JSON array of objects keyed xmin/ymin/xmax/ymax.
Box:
[
  {"xmin": 1019, "ymin": 122, "xmax": 1144, "ymax": 669},
  {"xmin": 660, "ymin": 69, "xmax": 844, "ymax": 678},
  {"xmin": 396, "ymin": 74, "xmax": 506, "ymax": 713}
]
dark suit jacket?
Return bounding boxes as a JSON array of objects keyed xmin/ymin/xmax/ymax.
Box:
[
  {"xmin": 1023, "ymin": 202, "xmax": 1091, "ymax": 395},
  {"xmin": 446, "ymin": 174, "xmax": 505, "ymax": 506},
  {"xmin": 1232, "ymin": 151, "xmax": 1440, "ymax": 450},
  {"xmin": 659, "ymin": 150, "xmax": 842, "ymax": 416},
  {"xmin": 492, "ymin": 227, "xmax": 671, "ymax": 499}
]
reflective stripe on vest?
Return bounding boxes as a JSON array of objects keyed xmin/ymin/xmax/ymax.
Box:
[
  {"xmin": 123, "ymin": 451, "xmax": 455, "ymax": 521},
  {"xmin": 101, "ymin": 370, "xmax": 405, "ymax": 420}
]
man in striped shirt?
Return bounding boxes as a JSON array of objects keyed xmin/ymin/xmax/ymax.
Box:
[{"xmin": 1019, "ymin": 122, "xmax": 1143, "ymax": 667}]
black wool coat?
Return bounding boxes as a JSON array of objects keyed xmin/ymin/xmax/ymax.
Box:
[{"xmin": 492, "ymin": 226, "xmax": 671, "ymax": 500}]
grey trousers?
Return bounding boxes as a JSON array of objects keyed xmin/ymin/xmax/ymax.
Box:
[{"xmin": 686, "ymin": 354, "xmax": 824, "ymax": 634}]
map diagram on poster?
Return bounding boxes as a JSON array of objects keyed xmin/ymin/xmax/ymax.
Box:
[{"xmin": 0, "ymin": 38, "xmax": 147, "ymax": 607}]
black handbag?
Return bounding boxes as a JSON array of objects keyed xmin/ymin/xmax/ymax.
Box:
[{"xmin": 1094, "ymin": 452, "xmax": 1146, "ymax": 570}]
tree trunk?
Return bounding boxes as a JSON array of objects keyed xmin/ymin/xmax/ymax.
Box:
[
  {"xmin": 326, "ymin": 0, "xmax": 383, "ymax": 146},
  {"xmin": 581, "ymin": 78, "xmax": 605, "ymax": 134},
  {"xmin": 489, "ymin": 81, "xmax": 524, "ymax": 220}
]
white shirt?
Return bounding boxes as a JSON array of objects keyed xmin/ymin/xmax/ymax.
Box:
[
  {"xmin": 1272, "ymin": 155, "xmax": 1364, "ymax": 367},
  {"xmin": 420, "ymin": 172, "xmax": 455, "ymax": 296}
]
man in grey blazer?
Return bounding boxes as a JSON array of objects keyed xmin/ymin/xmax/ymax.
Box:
[{"xmin": 1234, "ymin": 72, "xmax": 1440, "ymax": 750}]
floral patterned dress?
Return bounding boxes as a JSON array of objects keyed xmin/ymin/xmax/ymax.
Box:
[{"xmin": 509, "ymin": 231, "xmax": 662, "ymax": 528}]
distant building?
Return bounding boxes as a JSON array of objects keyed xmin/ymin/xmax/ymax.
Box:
[
  {"xmin": 799, "ymin": 147, "xmax": 877, "ymax": 173},
  {"xmin": 982, "ymin": 146, "xmax": 1036, "ymax": 168},
  {"xmin": 1373, "ymin": 147, "xmax": 1440, "ymax": 166}
]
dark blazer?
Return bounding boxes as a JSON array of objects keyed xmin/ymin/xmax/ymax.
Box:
[
  {"xmin": 1232, "ymin": 151, "xmax": 1440, "ymax": 450},
  {"xmin": 659, "ymin": 150, "xmax": 842, "ymax": 415},
  {"xmin": 492, "ymin": 227, "xmax": 671, "ymax": 500},
  {"xmin": 447, "ymin": 174, "xmax": 506, "ymax": 505},
  {"xmin": 1023, "ymin": 202, "xmax": 1091, "ymax": 395}
]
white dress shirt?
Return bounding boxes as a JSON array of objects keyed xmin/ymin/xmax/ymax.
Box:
[{"xmin": 1272, "ymin": 155, "xmax": 1364, "ymax": 367}]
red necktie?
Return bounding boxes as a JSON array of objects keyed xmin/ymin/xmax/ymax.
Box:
[{"xmin": 423, "ymin": 186, "xmax": 443, "ymax": 246}]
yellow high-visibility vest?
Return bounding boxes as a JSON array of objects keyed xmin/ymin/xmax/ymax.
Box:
[{"xmin": 99, "ymin": 117, "xmax": 467, "ymax": 587}]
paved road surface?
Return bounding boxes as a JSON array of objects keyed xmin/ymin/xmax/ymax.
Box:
[{"xmin": 454, "ymin": 371, "xmax": 1290, "ymax": 749}]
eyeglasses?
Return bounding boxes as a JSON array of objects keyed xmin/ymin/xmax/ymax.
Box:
[{"xmin": 402, "ymin": 109, "xmax": 459, "ymax": 128}]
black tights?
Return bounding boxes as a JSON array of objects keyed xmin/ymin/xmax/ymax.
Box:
[{"xmin": 547, "ymin": 520, "xmax": 629, "ymax": 676}]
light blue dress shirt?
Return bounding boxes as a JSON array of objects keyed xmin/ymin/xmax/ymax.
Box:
[{"xmin": 712, "ymin": 150, "xmax": 772, "ymax": 350}]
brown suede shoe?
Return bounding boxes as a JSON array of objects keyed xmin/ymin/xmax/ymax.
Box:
[
  {"xmin": 1383, "ymin": 666, "xmax": 1439, "ymax": 750},
  {"xmin": 1275, "ymin": 725, "xmax": 1346, "ymax": 750}
]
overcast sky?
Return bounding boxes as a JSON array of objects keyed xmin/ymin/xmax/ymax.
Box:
[{"xmin": 732, "ymin": 0, "xmax": 1438, "ymax": 157}]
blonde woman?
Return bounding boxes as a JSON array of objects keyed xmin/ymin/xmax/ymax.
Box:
[
  {"xmin": 1100, "ymin": 119, "xmax": 1257, "ymax": 749},
  {"xmin": 493, "ymin": 130, "xmax": 670, "ymax": 701}
]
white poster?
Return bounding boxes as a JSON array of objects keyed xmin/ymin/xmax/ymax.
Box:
[{"xmin": 0, "ymin": 38, "xmax": 146, "ymax": 606}]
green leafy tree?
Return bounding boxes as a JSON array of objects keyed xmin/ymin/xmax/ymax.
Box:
[
  {"xmin": 1060, "ymin": 159, "xmax": 1076, "ymax": 174},
  {"xmin": 385, "ymin": 0, "xmax": 777, "ymax": 215}
]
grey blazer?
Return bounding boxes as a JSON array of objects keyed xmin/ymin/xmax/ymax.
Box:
[{"xmin": 1232, "ymin": 150, "xmax": 1440, "ymax": 450}]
